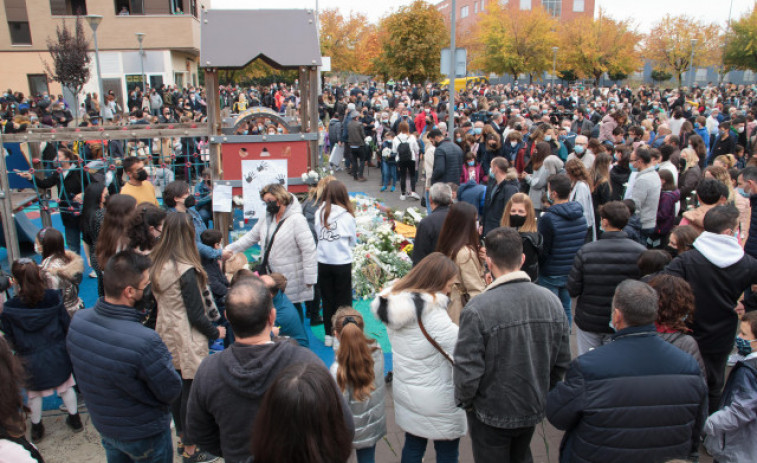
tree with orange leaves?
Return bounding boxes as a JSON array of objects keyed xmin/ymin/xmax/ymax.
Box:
[
  {"xmin": 557, "ymin": 9, "xmax": 642, "ymax": 86},
  {"xmin": 472, "ymin": 3, "xmax": 557, "ymax": 83},
  {"xmin": 319, "ymin": 9, "xmax": 376, "ymax": 74},
  {"xmin": 644, "ymin": 15, "xmax": 723, "ymax": 86}
]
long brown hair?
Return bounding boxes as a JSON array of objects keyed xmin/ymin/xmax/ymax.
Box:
[
  {"xmin": 149, "ymin": 212, "xmax": 207, "ymax": 292},
  {"xmin": 436, "ymin": 202, "xmax": 479, "ymax": 261},
  {"xmin": 391, "ymin": 252, "xmax": 457, "ymax": 295},
  {"xmin": 96, "ymin": 194, "xmax": 137, "ymax": 267},
  {"xmin": 531, "ymin": 141, "xmax": 552, "ymax": 170},
  {"xmin": 320, "ymin": 180, "xmax": 355, "ymax": 226},
  {"xmin": 590, "ymin": 152, "xmax": 612, "ymax": 193},
  {"xmin": 11, "ymin": 259, "xmax": 47, "ymax": 307},
  {"xmin": 565, "ymin": 158, "xmax": 593, "ymax": 190},
  {"xmin": 332, "ymin": 307, "xmax": 378, "ymax": 401},
  {"xmin": 648, "ymin": 274, "xmax": 695, "ymax": 333},
  {"xmin": 0, "ymin": 336, "xmax": 28, "ymax": 437},
  {"xmin": 501, "ymin": 193, "xmax": 538, "ymax": 232}
]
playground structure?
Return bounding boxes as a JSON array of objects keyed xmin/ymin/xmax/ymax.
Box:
[{"xmin": 0, "ymin": 9, "xmax": 322, "ymax": 266}]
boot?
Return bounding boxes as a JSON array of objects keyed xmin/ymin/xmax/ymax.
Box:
[
  {"xmin": 31, "ymin": 421, "xmax": 45, "ymax": 443},
  {"xmin": 66, "ymin": 413, "xmax": 84, "ymax": 433}
]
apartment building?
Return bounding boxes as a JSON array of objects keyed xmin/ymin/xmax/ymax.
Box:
[
  {"xmin": 1, "ymin": 0, "xmax": 209, "ymax": 110},
  {"xmin": 437, "ymin": 0, "xmax": 594, "ymax": 33}
]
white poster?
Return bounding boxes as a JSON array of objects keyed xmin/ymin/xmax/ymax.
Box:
[
  {"xmin": 241, "ymin": 159, "xmax": 288, "ymax": 220},
  {"xmin": 212, "ymin": 184, "xmax": 233, "ymax": 213}
]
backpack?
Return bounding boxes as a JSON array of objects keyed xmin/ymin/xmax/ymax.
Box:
[{"xmin": 397, "ymin": 136, "xmax": 412, "ymax": 162}]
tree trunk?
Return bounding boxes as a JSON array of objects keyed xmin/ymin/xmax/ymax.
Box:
[{"xmin": 676, "ymin": 71, "xmax": 683, "ymax": 87}]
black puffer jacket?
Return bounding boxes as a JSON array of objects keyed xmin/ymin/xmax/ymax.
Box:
[
  {"xmin": 547, "ymin": 325, "xmax": 708, "ymax": 463},
  {"xmin": 482, "ymin": 177, "xmax": 519, "ymax": 236},
  {"xmin": 430, "ymin": 140, "xmax": 464, "ymax": 186},
  {"xmin": 567, "ymin": 231, "xmax": 646, "ymax": 334}
]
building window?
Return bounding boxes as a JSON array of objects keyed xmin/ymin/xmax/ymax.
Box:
[
  {"xmin": 50, "ymin": 0, "xmax": 87, "ymax": 15},
  {"xmin": 460, "ymin": 5, "xmax": 469, "ymax": 18},
  {"xmin": 27, "ymin": 75, "xmax": 49, "ymax": 96},
  {"xmin": 474, "ymin": 1, "xmax": 478, "ymax": 13},
  {"xmin": 114, "ymin": 0, "xmax": 143, "ymax": 15},
  {"xmin": 150, "ymin": 75, "xmax": 164, "ymax": 89},
  {"xmin": 520, "ymin": 0, "xmax": 531, "ymax": 10},
  {"xmin": 542, "ymin": 0, "xmax": 561, "ymax": 17},
  {"xmin": 8, "ymin": 21, "xmax": 32, "ymax": 45},
  {"xmin": 573, "ymin": 0, "xmax": 584, "ymax": 12},
  {"xmin": 175, "ymin": 72, "xmax": 185, "ymax": 88}
]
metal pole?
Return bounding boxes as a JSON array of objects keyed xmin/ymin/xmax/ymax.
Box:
[
  {"xmin": 0, "ymin": 130, "xmax": 21, "ymax": 266},
  {"xmin": 91, "ymin": 28, "xmax": 106, "ymax": 123},
  {"xmin": 689, "ymin": 39, "xmax": 697, "ymax": 89},
  {"xmin": 137, "ymin": 33, "xmax": 146, "ymax": 94},
  {"xmin": 447, "ymin": 0, "xmax": 456, "ymax": 140}
]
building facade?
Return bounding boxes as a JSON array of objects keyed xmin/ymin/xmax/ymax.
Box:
[
  {"xmin": 436, "ymin": 0, "xmax": 595, "ymax": 32},
  {"xmin": 0, "ymin": 0, "xmax": 208, "ymax": 111}
]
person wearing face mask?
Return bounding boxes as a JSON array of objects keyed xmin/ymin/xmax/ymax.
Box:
[
  {"xmin": 566, "ymin": 135, "xmax": 593, "ymax": 169},
  {"xmin": 67, "ymin": 250, "xmax": 182, "ymax": 462},
  {"xmin": 120, "ymin": 157, "xmax": 159, "ymax": 206},
  {"xmin": 665, "ymin": 205, "xmax": 757, "ymax": 414},
  {"xmin": 500, "ymin": 193, "xmax": 542, "ymax": 281},
  {"xmin": 704, "ymin": 310, "xmax": 757, "ymax": 462},
  {"xmin": 226, "ymin": 183, "xmax": 317, "ymax": 317},
  {"xmin": 482, "ymin": 157, "xmax": 520, "ymax": 236},
  {"xmin": 710, "ymin": 121, "xmax": 737, "ymax": 163}
]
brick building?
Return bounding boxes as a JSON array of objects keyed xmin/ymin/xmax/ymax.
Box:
[{"xmin": 436, "ymin": 0, "xmax": 595, "ymax": 32}]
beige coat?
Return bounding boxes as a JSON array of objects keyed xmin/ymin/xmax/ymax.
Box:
[
  {"xmin": 154, "ymin": 260, "xmax": 208, "ymax": 380},
  {"xmin": 447, "ymin": 246, "xmax": 486, "ymax": 325}
]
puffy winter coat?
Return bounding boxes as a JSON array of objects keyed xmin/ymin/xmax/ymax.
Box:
[
  {"xmin": 431, "ymin": 140, "xmax": 464, "ymax": 186},
  {"xmin": 371, "ymin": 290, "xmax": 467, "ymax": 440},
  {"xmin": 656, "ymin": 189, "xmax": 681, "ymax": 236},
  {"xmin": 66, "ymin": 298, "xmax": 181, "ymax": 441},
  {"xmin": 1, "ymin": 290, "xmax": 72, "ymax": 391},
  {"xmin": 226, "ymin": 195, "xmax": 317, "ymax": 303},
  {"xmin": 538, "ymin": 201, "xmax": 587, "ymax": 277},
  {"xmin": 41, "ymin": 251, "xmax": 84, "ymax": 317},
  {"xmin": 331, "ymin": 347, "xmax": 387, "ymax": 449},
  {"xmin": 482, "ymin": 176, "xmax": 520, "ymax": 236},
  {"xmin": 547, "ymin": 325, "xmax": 708, "ymax": 463},
  {"xmin": 704, "ymin": 356, "xmax": 757, "ymax": 463},
  {"xmin": 567, "ymin": 231, "xmax": 646, "ymax": 334}
]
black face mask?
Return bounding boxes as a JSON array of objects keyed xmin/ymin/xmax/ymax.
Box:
[
  {"xmin": 663, "ymin": 245, "xmax": 678, "ymax": 259},
  {"xmin": 266, "ymin": 200, "xmax": 281, "ymax": 215},
  {"xmin": 135, "ymin": 169, "xmax": 148, "ymax": 182},
  {"xmin": 184, "ymin": 195, "xmax": 196, "ymax": 208},
  {"xmin": 509, "ymin": 214, "xmax": 527, "ymax": 228}
]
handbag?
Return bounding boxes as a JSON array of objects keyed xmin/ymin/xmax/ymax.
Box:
[
  {"xmin": 456, "ymin": 265, "xmax": 471, "ymax": 307},
  {"xmin": 412, "ymin": 293, "xmax": 454, "ymax": 365},
  {"xmin": 255, "ymin": 217, "xmax": 288, "ymax": 275}
]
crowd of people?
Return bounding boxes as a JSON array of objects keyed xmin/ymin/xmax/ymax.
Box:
[{"xmin": 1, "ymin": 77, "xmax": 757, "ymax": 463}]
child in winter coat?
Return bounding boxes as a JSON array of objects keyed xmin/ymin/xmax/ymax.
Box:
[
  {"xmin": 330, "ymin": 308, "xmax": 386, "ymax": 463},
  {"xmin": 200, "ymin": 229, "xmax": 232, "ymax": 346},
  {"xmin": 704, "ymin": 311, "xmax": 757, "ymax": 462},
  {"xmin": 36, "ymin": 228, "xmax": 84, "ymax": 317}
]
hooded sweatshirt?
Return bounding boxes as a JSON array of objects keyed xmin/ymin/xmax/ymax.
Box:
[
  {"xmin": 315, "ymin": 203, "xmax": 356, "ymax": 265},
  {"xmin": 185, "ymin": 341, "xmax": 353, "ymax": 463}
]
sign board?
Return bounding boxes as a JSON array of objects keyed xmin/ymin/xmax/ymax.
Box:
[
  {"xmin": 321, "ymin": 56, "xmax": 332, "ymax": 72},
  {"xmin": 440, "ymin": 48, "xmax": 467, "ymax": 78}
]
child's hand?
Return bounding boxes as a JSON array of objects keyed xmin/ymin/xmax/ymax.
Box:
[
  {"xmin": 217, "ymin": 326, "xmax": 227, "ymax": 339},
  {"xmin": 222, "ymin": 250, "xmax": 233, "ymax": 261},
  {"xmin": 272, "ymin": 326, "xmax": 280, "ymax": 337}
]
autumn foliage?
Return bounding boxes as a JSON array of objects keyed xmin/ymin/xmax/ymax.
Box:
[{"xmin": 724, "ymin": 3, "xmax": 757, "ymax": 72}]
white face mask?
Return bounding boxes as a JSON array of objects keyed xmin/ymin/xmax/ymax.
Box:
[{"xmin": 510, "ymin": 141, "xmax": 518, "ymax": 147}]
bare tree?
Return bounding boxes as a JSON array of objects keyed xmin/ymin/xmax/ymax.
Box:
[{"xmin": 45, "ymin": 17, "xmax": 91, "ymax": 125}]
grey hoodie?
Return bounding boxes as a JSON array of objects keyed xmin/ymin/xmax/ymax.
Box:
[{"xmin": 185, "ymin": 341, "xmax": 354, "ymax": 463}]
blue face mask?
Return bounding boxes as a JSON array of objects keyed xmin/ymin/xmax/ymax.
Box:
[
  {"xmin": 456, "ymin": 137, "xmax": 462, "ymax": 143},
  {"xmin": 735, "ymin": 337, "xmax": 756, "ymax": 357},
  {"xmin": 738, "ymin": 187, "xmax": 750, "ymax": 198},
  {"xmin": 544, "ymin": 135, "xmax": 552, "ymax": 142},
  {"xmin": 474, "ymin": 128, "xmax": 483, "ymax": 135},
  {"xmin": 574, "ymin": 145, "xmax": 585, "ymax": 155},
  {"xmin": 468, "ymin": 161, "xmax": 475, "ymax": 167},
  {"xmin": 630, "ymin": 165, "xmax": 638, "ymax": 173}
]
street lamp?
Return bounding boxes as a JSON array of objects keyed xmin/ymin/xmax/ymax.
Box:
[
  {"xmin": 689, "ymin": 39, "xmax": 698, "ymax": 89},
  {"xmin": 85, "ymin": 15, "xmax": 105, "ymax": 123},
  {"xmin": 552, "ymin": 46, "xmax": 559, "ymax": 87},
  {"xmin": 136, "ymin": 32, "xmax": 146, "ymax": 93}
]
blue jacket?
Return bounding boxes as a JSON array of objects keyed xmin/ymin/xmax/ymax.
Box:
[
  {"xmin": 66, "ymin": 298, "xmax": 182, "ymax": 441},
  {"xmin": 744, "ymin": 195, "xmax": 757, "ymax": 260},
  {"xmin": 458, "ymin": 180, "xmax": 486, "ymax": 217},
  {"xmin": 273, "ymin": 291, "xmax": 309, "ymax": 348},
  {"xmin": 694, "ymin": 126, "xmax": 710, "ymax": 152},
  {"xmin": 547, "ymin": 325, "xmax": 708, "ymax": 463},
  {"xmin": 194, "ymin": 181, "xmax": 212, "ymax": 210},
  {"xmin": 0, "ymin": 290, "xmax": 72, "ymax": 391},
  {"xmin": 167, "ymin": 207, "xmax": 221, "ymax": 261},
  {"xmin": 538, "ymin": 201, "xmax": 587, "ymax": 277}
]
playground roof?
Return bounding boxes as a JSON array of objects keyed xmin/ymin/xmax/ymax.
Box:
[{"xmin": 200, "ymin": 9, "xmax": 322, "ymax": 70}]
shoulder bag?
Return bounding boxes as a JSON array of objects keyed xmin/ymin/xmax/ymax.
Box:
[
  {"xmin": 412, "ymin": 293, "xmax": 454, "ymax": 365},
  {"xmin": 255, "ymin": 217, "xmax": 288, "ymax": 275}
]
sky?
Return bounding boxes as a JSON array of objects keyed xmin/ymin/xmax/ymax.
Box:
[{"xmin": 212, "ymin": 0, "xmax": 754, "ymax": 32}]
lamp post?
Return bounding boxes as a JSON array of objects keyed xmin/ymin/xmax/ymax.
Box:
[
  {"xmin": 136, "ymin": 32, "xmax": 146, "ymax": 93},
  {"xmin": 552, "ymin": 46, "xmax": 559, "ymax": 87},
  {"xmin": 85, "ymin": 15, "xmax": 105, "ymax": 123},
  {"xmin": 689, "ymin": 38, "xmax": 697, "ymax": 89}
]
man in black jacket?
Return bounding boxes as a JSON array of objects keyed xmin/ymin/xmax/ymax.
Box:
[
  {"xmin": 665, "ymin": 205, "xmax": 757, "ymax": 413},
  {"xmin": 568, "ymin": 201, "xmax": 646, "ymax": 355},
  {"xmin": 481, "ymin": 157, "xmax": 519, "ymax": 236},
  {"xmin": 547, "ymin": 280, "xmax": 708, "ymax": 463},
  {"xmin": 412, "ymin": 182, "xmax": 452, "ymax": 266},
  {"xmin": 428, "ymin": 128, "xmax": 463, "ymax": 186}
]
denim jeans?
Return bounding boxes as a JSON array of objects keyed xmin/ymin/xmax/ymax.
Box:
[
  {"xmin": 468, "ymin": 412, "xmax": 535, "ymax": 463},
  {"xmin": 575, "ymin": 325, "xmax": 613, "ymax": 356},
  {"xmin": 101, "ymin": 428, "xmax": 173, "ymax": 463},
  {"xmin": 62, "ymin": 215, "xmax": 81, "ymax": 255},
  {"xmin": 538, "ymin": 275, "xmax": 572, "ymax": 326},
  {"xmin": 356, "ymin": 445, "xmax": 376, "ymax": 463},
  {"xmin": 382, "ymin": 161, "xmax": 397, "ymax": 187},
  {"xmin": 401, "ymin": 432, "xmax": 459, "ymax": 463},
  {"xmin": 640, "ymin": 227, "xmax": 655, "ymax": 248}
]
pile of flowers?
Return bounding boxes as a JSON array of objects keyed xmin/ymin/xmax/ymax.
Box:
[
  {"xmin": 351, "ymin": 194, "xmax": 422, "ymax": 299},
  {"xmin": 300, "ymin": 167, "xmax": 335, "ymax": 186}
]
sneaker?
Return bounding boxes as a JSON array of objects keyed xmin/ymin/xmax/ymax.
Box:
[
  {"xmin": 309, "ymin": 315, "xmax": 324, "ymax": 326},
  {"xmin": 380, "ymin": 186, "xmax": 387, "ymax": 192},
  {"xmin": 333, "ymin": 337, "xmax": 341, "ymax": 351},
  {"xmin": 390, "ymin": 186, "xmax": 395, "ymax": 192},
  {"xmin": 400, "ymin": 194, "xmax": 406, "ymax": 201},
  {"xmin": 357, "ymin": 177, "xmax": 367, "ymax": 182},
  {"xmin": 324, "ymin": 335, "xmax": 334, "ymax": 347},
  {"xmin": 88, "ymin": 270, "xmax": 97, "ymax": 278},
  {"xmin": 31, "ymin": 421, "xmax": 45, "ymax": 443},
  {"xmin": 409, "ymin": 192, "xmax": 421, "ymax": 200},
  {"xmin": 66, "ymin": 413, "xmax": 84, "ymax": 433},
  {"xmin": 182, "ymin": 450, "xmax": 219, "ymax": 463}
]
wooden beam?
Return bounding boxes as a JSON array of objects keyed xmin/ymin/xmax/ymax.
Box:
[
  {"xmin": 2, "ymin": 125, "xmax": 209, "ymax": 143},
  {"xmin": 205, "ymin": 68, "xmax": 231, "ymax": 244},
  {"xmin": 308, "ymin": 66, "xmax": 319, "ymax": 169}
]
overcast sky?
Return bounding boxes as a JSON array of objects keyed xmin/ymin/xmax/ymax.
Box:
[{"xmin": 213, "ymin": 0, "xmax": 753, "ymax": 32}]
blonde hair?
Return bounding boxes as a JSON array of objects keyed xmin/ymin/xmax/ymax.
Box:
[
  {"xmin": 681, "ymin": 148, "xmax": 699, "ymax": 171},
  {"xmin": 259, "ymin": 183, "xmax": 292, "ymax": 206},
  {"xmin": 501, "ymin": 193, "xmax": 538, "ymax": 233},
  {"xmin": 714, "ymin": 154, "xmax": 736, "ymax": 170},
  {"xmin": 307, "ymin": 175, "xmax": 336, "ymax": 202}
]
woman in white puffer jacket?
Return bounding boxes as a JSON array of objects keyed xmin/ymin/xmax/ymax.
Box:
[{"xmin": 371, "ymin": 252, "xmax": 467, "ymax": 462}]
